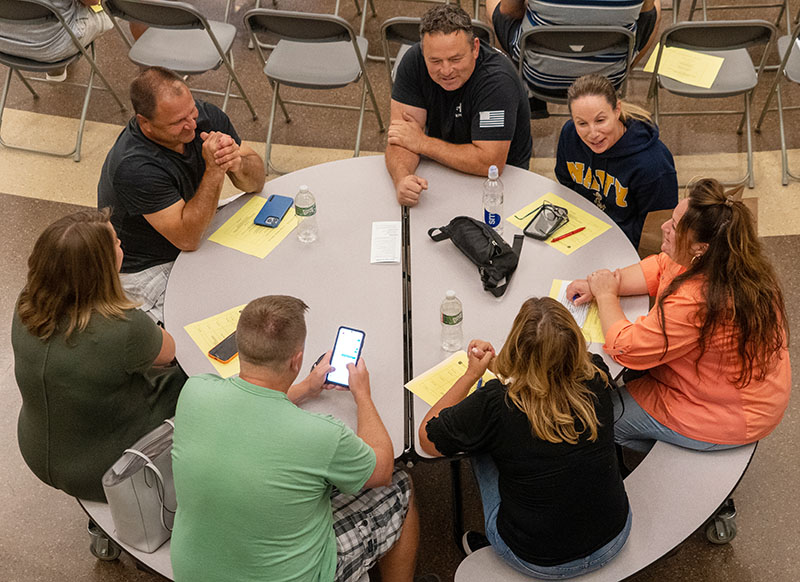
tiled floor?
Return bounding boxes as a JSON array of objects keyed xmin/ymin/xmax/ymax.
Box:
[{"xmin": 1, "ymin": 1, "xmax": 799, "ymax": 581}]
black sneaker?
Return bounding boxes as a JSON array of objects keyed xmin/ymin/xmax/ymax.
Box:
[
  {"xmin": 529, "ymin": 96, "xmax": 550, "ymax": 120},
  {"xmin": 461, "ymin": 530, "xmax": 491, "ymax": 555}
]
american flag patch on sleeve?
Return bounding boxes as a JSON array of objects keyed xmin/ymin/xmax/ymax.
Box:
[{"xmin": 479, "ymin": 110, "xmax": 505, "ymax": 128}]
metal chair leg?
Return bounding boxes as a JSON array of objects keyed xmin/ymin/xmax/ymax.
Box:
[
  {"xmin": 220, "ymin": 49, "xmax": 258, "ymax": 121},
  {"xmin": 354, "ymin": 80, "xmax": 368, "ymax": 157},
  {"xmin": 776, "ymin": 84, "xmax": 790, "ymax": 185},
  {"xmin": 13, "ymin": 69, "xmax": 38, "ymax": 97}
]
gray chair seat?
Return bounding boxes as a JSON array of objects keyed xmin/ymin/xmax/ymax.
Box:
[
  {"xmin": 264, "ymin": 36, "xmax": 369, "ymax": 89},
  {"xmin": 391, "ymin": 43, "xmax": 412, "ymax": 82},
  {"xmin": 0, "ymin": 51, "xmax": 79, "ymax": 72},
  {"xmin": 777, "ymin": 34, "xmax": 800, "ymax": 84},
  {"xmin": 658, "ymin": 48, "xmax": 757, "ymax": 98},
  {"xmin": 129, "ymin": 20, "xmax": 237, "ymax": 73}
]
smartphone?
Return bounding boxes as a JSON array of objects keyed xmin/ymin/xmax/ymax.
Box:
[
  {"xmin": 254, "ymin": 194, "xmax": 293, "ymax": 228},
  {"xmin": 208, "ymin": 331, "xmax": 238, "ymax": 364},
  {"xmin": 523, "ymin": 202, "xmax": 569, "ymax": 240},
  {"xmin": 325, "ymin": 326, "xmax": 366, "ymax": 388}
]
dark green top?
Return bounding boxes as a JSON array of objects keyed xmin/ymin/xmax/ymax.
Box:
[{"xmin": 12, "ymin": 305, "xmax": 186, "ymax": 501}]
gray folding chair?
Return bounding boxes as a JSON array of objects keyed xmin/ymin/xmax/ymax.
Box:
[
  {"xmin": 102, "ymin": 0, "xmax": 257, "ymax": 120},
  {"xmin": 648, "ymin": 20, "xmax": 775, "ymax": 188},
  {"xmin": 756, "ymin": 11, "xmax": 800, "ymax": 185},
  {"xmin": 685, "ymin": 0, "xmax": 790, "ymax": 31},
  {"xmin": 0, "ymin": 0, "xmax": 126, "ymax": 161},
  {"xmin": 516, "ymin": 25, "xmax": 635, "ymax": 111},
  {"xmin": 244, "ymin": 8, "xmax": 385, "ymax": 174},
  {"xmin": 380, "ymin": 16, "xmax": 494, "ymax": 86}
]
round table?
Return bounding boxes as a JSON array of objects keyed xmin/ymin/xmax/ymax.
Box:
[{"xmin": 163, "ymin": 155, "xmax": 649, "ymax": 459}]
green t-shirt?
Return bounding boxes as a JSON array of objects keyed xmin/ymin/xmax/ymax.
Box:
[
  {"xmin": 171, "ymin": 375, "xmax": 376, "ymax": 582},
  {"xmin": 12, "ymin": 306, "xmax": 185, "ymax": 501}
]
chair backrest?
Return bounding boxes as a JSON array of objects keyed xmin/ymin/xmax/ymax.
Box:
[
  {"xmin": 661, "ymin": 20, "xmax": 775, "ymax": 52},
  {"xmin": 381, "ymin": 16, "xmax": 494, "ymax": 47},
  {"xmin": 0, "ymin": 0, "xmax": 53, "ymax": 21},
  {"xmin": 102, "ymin": 0, "xmax": 205, "ymax": 30},
  {"xmin": 244, "ymin": 9, "xmax": 355, "ymax": 44},
  {"xmin": 517, "ymin": 25, "xmax": 635, "ymax": 99}
]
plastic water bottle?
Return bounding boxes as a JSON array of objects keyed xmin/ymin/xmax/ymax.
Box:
[
  {"xmin": 440, "ymin": 290, "xmax": 463, "ymax": 352},
  {"xmin": 482, "ymin": 165, "xmax": 504, "ymax": 236},
  {"xmin": 295, "ymin": 185, "xmax": 318, "ymax": 243}
]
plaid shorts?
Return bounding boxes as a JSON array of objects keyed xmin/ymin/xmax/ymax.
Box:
[
  {"xmin": 119, "ymin": 261, "xmax": 174, "ymax": 324},
  {"xmin": 333, "ymin": 469, "xmax": 412, "ymax": 582}
]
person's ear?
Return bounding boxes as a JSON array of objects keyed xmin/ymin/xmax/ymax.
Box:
[
  {"xmin": 690, "ymin": 241, "xmax": 709, "ymax": 258},
  {"xmin": 289, "ymin": 350, "xmax": 304, "ymax": 374},
  {"xmin": 472, "ymin": 36, "xmax": 480, "ymax": 57},
  {"xmin": 136, "ymin": 114, "xmax": 151, "ymax": 134}
]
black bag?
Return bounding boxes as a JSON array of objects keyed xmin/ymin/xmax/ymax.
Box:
[{"xmin": 428, "ymin": 216, "xmax": 524, "ymax": 297}]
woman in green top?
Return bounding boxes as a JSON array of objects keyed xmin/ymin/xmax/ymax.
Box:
[{"xmin": 12, "ymin": 209, "xmax": 186, "ymax": 501}]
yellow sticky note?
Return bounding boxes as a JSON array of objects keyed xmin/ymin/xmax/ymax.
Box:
[
  {"xmin": 208, "ymin": 196, "xmax": 299, "ymax": 259},
  {"xmin": 507, "ymin": 193, "xmax": 611, "ymax": 255},
  {"xmin": 405, "ymin": 351, "xmax": 495, "ymax": 407},
  {"xmin": 184, "ymin": 304, "xmax": 246, "ymax": 377},
  {"xmin": 548, "ymin": 279, "xmax": 605, "ymax": 344},
  {"xmin": 643, "ymin": 43, "xmax": 724, "ymax": 89}
]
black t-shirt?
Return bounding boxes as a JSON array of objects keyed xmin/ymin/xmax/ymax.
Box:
[
  {"xmin": 392, "ymin": 41, "xmax": 532, "ymax": 170},
  {"xmin": 426, "ymin": 354, "xmax": 629, "ymax": 566},
  {"xmin": 97, "ymin": 101, "xmax": 240, "ymax": 273}
]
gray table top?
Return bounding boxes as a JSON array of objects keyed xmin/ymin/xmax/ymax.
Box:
[
  {"xmin": 407, "ymin": 160, "xmax": 649, "ymax": 456},
  {"xmin": 164, "ymin": 156, "xmax": 406, "ymax": 457}
]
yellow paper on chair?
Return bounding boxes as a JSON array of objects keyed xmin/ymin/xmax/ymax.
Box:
[
  {"xmin": 507, "ymin": 193, "xmax": 611, "ymax": 255},
  {"xmin": 405, "ymin": 351, "xmax": 496, "ymax": 407},
  {"xmin": 184, "ymin": 304, "xmax": 246, "ymax": 377},
  {"xmin": 549, "ymin": 279, "xmax": 605, "ymax": 344},
  {"xmin": 208, "ymin": 196, "xmax": 299, "ymax": 259},
  {"xmin": 643, "ymin": 44, "xmax": 724, "ymax": 89}
]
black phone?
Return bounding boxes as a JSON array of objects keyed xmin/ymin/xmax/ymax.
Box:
[
  {"xmin": 325, "ymin": 326, "xmax": 366, "ymax": 387},
  {"xmin": 523, "ymin": 202, "xmax": 569, "ymax": 240},
  {"xmin": 208, "ymin": 331, "xmax": 238, "ymax": 364}
]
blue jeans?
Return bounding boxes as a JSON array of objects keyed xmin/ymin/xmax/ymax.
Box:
[
  {"xmin": 470, "ymin": 454, "xmax": 632, "ymax": 579},
  {"xmin": 613, "ymin": 385, "xmax": 743, "ymax": 453}
]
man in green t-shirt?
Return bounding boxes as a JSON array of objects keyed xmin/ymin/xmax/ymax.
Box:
[{"xmin": 171, "ymin": 296, "xmax": 419, "ymax": 582}]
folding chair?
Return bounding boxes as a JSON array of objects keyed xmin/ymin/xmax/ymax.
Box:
[
  {"xmin": 380, "ymin": 17, "xmax": 495, "ymax": 86},
  {"xmin": 756, "ymin": 11, "xmax": 800, "ymax": 185},
  {"xmin": 648, "ymin": 20, "xmax": 775, "ymax": 188},
  {"xmin": 516, "ymin": 25, "xmax": 636, "ymax": 112},
  {"xmin": 0, "ymin": 0, "xmax": 126, "ymax": 161},
  {"xmin": 685, "ymin": 0, "xmax": 790, "ymax": 32},
  {"xmin": 244, "ymin": 8, "xmax": 385, "ymax": 174},
  {"xmin": 102, "ymin": 0, "xmax": 257, "ymax": 120}
]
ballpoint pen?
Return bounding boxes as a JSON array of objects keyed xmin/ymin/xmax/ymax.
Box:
[{"xmin": 551, "ymin": 226, "xmax": 586, "ymax": 243}]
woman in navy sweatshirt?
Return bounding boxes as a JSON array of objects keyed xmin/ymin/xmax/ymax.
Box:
[{"xmin": 555, "ymin": 74, "xmax": 678, "ymax": 248}]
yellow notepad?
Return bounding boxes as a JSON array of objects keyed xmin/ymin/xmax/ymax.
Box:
[
  {"xmin": 643, "ymin": 43, "xmax": 724, "ymax": 89},
  {"xmin": 184, "ymin": 304, "xmax": 246, "ymax": 377},
  {"xmin": 405, "ymin": 351, "xmax": 495, "ymax": 407},
  {"xmin": 548, "ymin": 279, "xmax": 604, "ymax": 344},
  {"xmin": 507, "ymin": 193, "xmax": 611, "ymax": 255},
  {"xmin": 208, "ymin": 196, "xmax": 299, "ymax": 259}
]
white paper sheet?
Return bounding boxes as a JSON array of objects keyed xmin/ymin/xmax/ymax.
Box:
[
  {"xmin": 370, "ymin": 221, "xmax": 401, "ymax": 264},
  {"xmin": 556, "ymin": 279, "xmax": 589, "ymax": 327}
]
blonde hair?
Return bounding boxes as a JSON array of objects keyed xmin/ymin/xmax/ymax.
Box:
[
  {"xmin": 494, "ymin": 297, "xmax": 608, "ymax": 444},
  {"xmin": 567, "ymin": 74, "xmax": 652, "ymax": 125}
]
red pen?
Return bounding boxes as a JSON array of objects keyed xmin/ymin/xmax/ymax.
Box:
[{"xmin": 550, "ymin": 226, "xmax": 586, "ymax": 243}]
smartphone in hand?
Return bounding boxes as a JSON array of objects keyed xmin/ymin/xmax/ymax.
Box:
[{"xmin": 326, "ymin": 327, "xmax": 366, "ymax": 388}]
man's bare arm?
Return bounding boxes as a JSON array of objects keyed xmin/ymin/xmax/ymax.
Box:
[
  {"xmin": 498, "ymin": 0, "xmax": 526, "ymax": 19},
  {"xmin": 419, "ymin": 137, "xmax": 511, "ymax": 176},
  {"xmin": 226, "ymin": 144, "xmax": 266, "ymax": 193},
  {"xmin": 385, "ymin": 100, "xmax": 429, "ymax": 206},
  {"xmin": 143, "ymin": 133, "xmax": 227, "ymax": 252}
]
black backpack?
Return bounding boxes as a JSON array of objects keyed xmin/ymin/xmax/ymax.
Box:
[{"xmin": 428, "ymin": 216, "xmax": 524, "ymax": 298}]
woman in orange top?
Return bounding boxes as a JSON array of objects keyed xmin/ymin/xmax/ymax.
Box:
[{"xmin": 567, "ymin": 178, "xmax": 790, "ymax": 452}]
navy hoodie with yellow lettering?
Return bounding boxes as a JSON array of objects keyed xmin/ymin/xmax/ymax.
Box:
[{"xmin": 555, "ymin": 118, "xmax": 677, "ymax": 247}]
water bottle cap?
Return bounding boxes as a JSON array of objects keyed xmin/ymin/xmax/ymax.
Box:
[
  {"xmin": 445, "ymin": 290, "xmax": 456, "ymax": 299},
  {"xmin": 488, "ymin": 165, "xmax": 498, "ymax": 180},
  {"xmin": 299, "ymin": 185, "xmax": 309, "ymax": 192}
]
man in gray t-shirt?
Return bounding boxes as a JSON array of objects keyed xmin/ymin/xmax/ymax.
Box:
[{"xmin": 0, "ymin": 0, "xmax": 112, "ymax": 67}]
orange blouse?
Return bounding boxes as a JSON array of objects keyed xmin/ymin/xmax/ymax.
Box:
[{"xmin": 603, "ymin": 253, "xmax": 791, "ymax": 444}]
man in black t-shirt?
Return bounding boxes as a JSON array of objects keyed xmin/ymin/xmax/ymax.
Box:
[
  {"xmin": 98, "ymin": 67, "xmax": 265, "ymax": 322},
  {"xmin": 386, "ymin": 4, "xmax": 531, "ymax": 206}
]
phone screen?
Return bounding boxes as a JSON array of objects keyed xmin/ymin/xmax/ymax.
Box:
[
  {"xmin": 208, "ymin": 331, "xmax": 238, "ymax": 363},
  {"xmin": 326, "ymin": 327, "xmax": 366, "ymax": 387}
]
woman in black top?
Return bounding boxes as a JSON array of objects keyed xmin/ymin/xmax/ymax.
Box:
[{"xmin": 419, "ymin": 297, "xmax": 630, "ymax": 578}]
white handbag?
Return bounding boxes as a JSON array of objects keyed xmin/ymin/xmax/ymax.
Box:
[{"xmin": 102, "ymin": 418, "xmax": 176, "ymax": 553}]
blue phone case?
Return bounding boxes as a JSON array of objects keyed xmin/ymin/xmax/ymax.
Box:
[{"xmin": 254, "ymin": 194, "xmax": 294, "ymax": 228}]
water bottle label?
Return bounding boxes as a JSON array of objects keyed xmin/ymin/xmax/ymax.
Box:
[
  {"xmin": 442, "ymin": 312, "xmax": 463, "ymax": 325},
  {"xmin": 295, "ymin": 204, "xmax": 316, "ymax": 217},
  {"xmin": 484, "ymin": 209, "xmax": 500, "ymax": 228}
]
